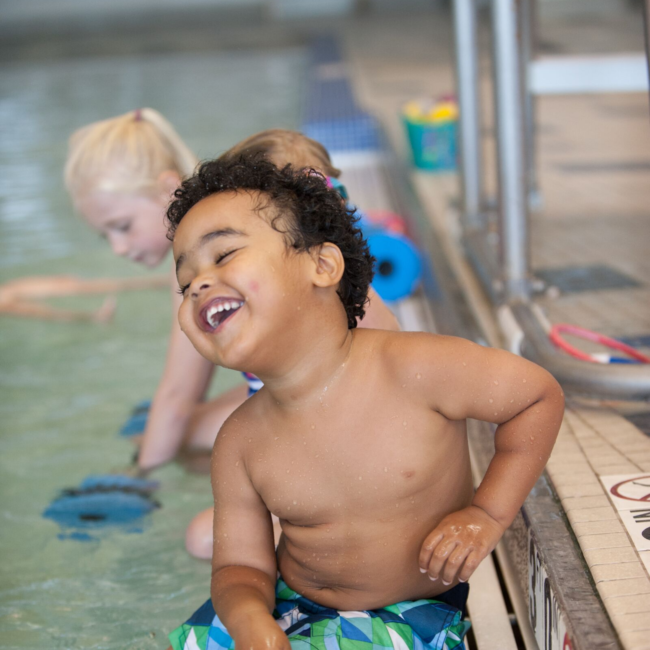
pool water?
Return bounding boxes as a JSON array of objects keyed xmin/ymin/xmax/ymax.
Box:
[{"xmin": 0, "ymin": 46, "xmax": 305, "ymax": 649}]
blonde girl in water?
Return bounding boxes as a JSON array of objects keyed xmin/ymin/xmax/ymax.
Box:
[{"xmin": 65, "ymin": 111, "xmax": 399, "ymax": 558}]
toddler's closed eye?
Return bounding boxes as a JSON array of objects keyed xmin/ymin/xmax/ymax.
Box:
[{"xmin": 216, "ymin": 249, "xmax": 239, "ymax": 264}]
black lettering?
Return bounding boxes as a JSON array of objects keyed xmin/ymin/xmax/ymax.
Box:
[
  {"xmin": 631, "ymin": 509, "xmax": 650, "ymax": 523},
  {"xmin": 545, "ymin": 578, "xmax": 553, "ymax": 650}
]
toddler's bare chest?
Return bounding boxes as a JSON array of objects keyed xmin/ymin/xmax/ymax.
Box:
[{"xmin": 248, "ymin": 402, "xmax": 463, "ymax": 523}]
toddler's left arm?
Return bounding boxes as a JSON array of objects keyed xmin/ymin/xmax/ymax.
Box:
[{"xmin": 400, "ymin": 334, "xmax": 564, "ymax": 585}]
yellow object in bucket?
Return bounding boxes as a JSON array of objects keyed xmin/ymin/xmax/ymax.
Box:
[{"xmin": 402, "ymin": 97, "xmax": 458, "ymax": 171}]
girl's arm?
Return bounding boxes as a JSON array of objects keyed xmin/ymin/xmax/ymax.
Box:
[
  {"xmin": 359, "ymin": 287, "xmax": 400, "ymax": 331},
  {"xmin": 137, "ymin": 266, "xmax": 215, "ymax": 470}
]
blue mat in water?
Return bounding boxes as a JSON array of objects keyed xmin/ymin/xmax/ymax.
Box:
[
  {"xmin": 43, "ymin": 474, "xmax": 160, "ymax": 541},
  {"xmin": 119, "ymin": 399, "xmax": 151, "ymax": 437}
]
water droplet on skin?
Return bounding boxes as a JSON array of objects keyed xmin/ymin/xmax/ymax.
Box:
[
  {"xmin": 358, "ymin": 476, "xmax": 362, "ymax": 480},
  {"xmin": 286, "ymin": 469, "xmax": 290, "ymax": 474},
  {"xmin": 293, "ymin": 500, "xmax": 297, "ymax": 505},
  {"xmin": 402, "ymin": 384, "xmax": 406, "ymax": 388},
  {"xmin": 403, "ymin": 421, "xmax": 407, "ymax": 426},
  {"xmin": 384, "ymin": 467, "xmax": 388, "ymax": 472},
  {"xmin": 462, "ymin": 362, "xmax": 467, "ymax": 367},
  {"xmin": 297, "ymin": 306, "xmax": 301, "ymax": 310},
  {"xmin": 274, "ymin": 437, "xmax": 279, "ymax": 441},
  {"xmin": 235, "ymin": 461, "xmax": 239, "ymax": 466},
  {"xmin": 510, "ymin": 399, "xmax": 514, "ymax": 403},
  {"xmin": 530, "ymin": 436, "xmax": 535, "ymax": 441},
  {"xmin": 489, "ymin": 399, "xmax": 493, "ymax": 403},
  {"xmin": 523, "ymin": 379, "xmax": 527, "ymax": 383},
  {"xmin": 416, "ymin": 373, "xmax": 422, "ymax": 379},
  {"xmin": 494, "ymin": 380, "xmax": 499, "ymax": 385}
]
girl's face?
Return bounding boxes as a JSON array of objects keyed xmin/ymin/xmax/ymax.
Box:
[{"xmin": 76, "ymin": 190, "xmax": 172, "ymax": 268}]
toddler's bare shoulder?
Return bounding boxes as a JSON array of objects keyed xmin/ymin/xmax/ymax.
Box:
[
  {"xmin": 376, "ymin": 330, "xmax": 475, "ymax": 364},
  {"xmin": 214, "ymin": 397, "xmax": 262, "ymax": 451}
]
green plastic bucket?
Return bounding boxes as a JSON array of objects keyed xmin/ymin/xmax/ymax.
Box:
[{"xmin": 403, "ymin": 117, "xmax": 458, "ymax": 172}]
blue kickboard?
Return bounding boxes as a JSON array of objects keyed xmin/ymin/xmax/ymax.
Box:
[
  {"xmin": 43, "ymin": 473, "xmax": 160, "ymax": 540},
  {"xmin": 119, "ymin": 399, "xmax": 151, "ymax": 437}
]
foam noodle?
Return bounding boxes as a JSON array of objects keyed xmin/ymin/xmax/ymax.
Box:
[{"xmin": 366, "ymin": 231, "xmax": 421, "ymax": 302}]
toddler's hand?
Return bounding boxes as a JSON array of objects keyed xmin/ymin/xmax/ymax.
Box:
[
  {"xmin": 232, "ymin": 614, "xmax": 291, "ymax": 650},
  {"xmin": 419, "ymin": 505, "xmax": 504, "ymax": 586}
]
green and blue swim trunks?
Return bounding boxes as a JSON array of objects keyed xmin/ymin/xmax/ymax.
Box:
[{"xmin": 169, "ymin": 577, "xmax": 470, "ymax": 650}]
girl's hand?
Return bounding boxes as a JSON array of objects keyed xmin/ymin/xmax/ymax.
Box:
[
  {"xmin": 231, "ymin": 614, "xmax": 290, "ymax": 650},
  {"xmin": 419, "ymin": 505, "xmax": 505, "ymax": 586}
]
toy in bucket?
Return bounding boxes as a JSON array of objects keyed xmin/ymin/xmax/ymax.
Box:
[{"xmin": 402, "ymin": 96, "xmax": 458, "ymax": 171}]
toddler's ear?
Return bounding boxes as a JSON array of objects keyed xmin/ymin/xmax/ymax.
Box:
[
  {"xmin": 157, "ymin": 170, "xmax": 181, "ymax": 198},
  {"xmin": 311, "ymin": 243, "xmax": 344, "ymax": 289}
]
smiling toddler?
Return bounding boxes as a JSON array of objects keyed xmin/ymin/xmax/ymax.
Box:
[{"xmin": 166, "ymin": 156, "xmax": 564, "ymax": 650}]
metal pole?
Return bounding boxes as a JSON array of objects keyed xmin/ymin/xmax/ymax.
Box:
[
  {"xmin": 491, "ymin": 0, "xmax": 529, "ymax": 301},
  {"xmin": 452, "ymin": 0, "xmax": 483, "ymax": 228},
  {"xmin": 643, "ymin": 0, "xmax": 650, "ymax": 95},
  {"xmin": 520, "ymin": 0, "xmax": 540, "ymax": 209}
]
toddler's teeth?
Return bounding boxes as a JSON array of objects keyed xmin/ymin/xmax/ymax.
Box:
[{"xmin": 217, "ymin": 304, "xmax": 225, "ymax": 312}]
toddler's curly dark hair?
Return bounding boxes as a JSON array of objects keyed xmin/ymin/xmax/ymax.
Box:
[{"xmin": 166, "ymin": 155, "xmax": 374, "ymax": 328}]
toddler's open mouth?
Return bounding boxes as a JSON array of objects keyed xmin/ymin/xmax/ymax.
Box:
[{"xmin": 199, "ymin": 297, "xmax": 244, "ymax": 333}]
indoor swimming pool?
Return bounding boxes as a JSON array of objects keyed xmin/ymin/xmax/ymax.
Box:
[{"xmin": 0, "ymin": 44, "xmax": 305, "ymax": 649}]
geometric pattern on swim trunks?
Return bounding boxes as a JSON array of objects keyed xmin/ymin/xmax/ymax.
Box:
[{"xmin": 169, "ymin": 577, "xmax": 469, "ymax": 650}]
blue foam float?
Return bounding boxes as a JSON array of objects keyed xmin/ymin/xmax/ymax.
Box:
[
  {"xmin": 119, "ymin": 399, "xmax": 151, "ymax": 437},
  {"xmin": 43, "ymin": 474, "xmax": 160, "ymax": 541},
  {"xmin": 366, "ymin": 230, "xmax": 422, "ymax": 302},
  {"xmin": 79, "ymin": 474, "xmax": 159, "ymax": 493}
]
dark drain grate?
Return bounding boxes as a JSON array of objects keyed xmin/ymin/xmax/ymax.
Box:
[
  {"xmin": 624, "ymin": 412, "xmax": 650, "ymax": 437},
  {"xmin": 618, "ymin": 334, "xmax": 650, "ymax": 349},
  {"xmin": 535, "ymin": 265, "xmax": 641, "ymax": 294}
]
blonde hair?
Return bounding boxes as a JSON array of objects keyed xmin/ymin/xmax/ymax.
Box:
[
  {"xmin": 64, "ymin": 108, "xmax": 198, "ymax": 199},
  {"xmin": 221, "ymin": 129, "xmax": 341, "ymax": 178}
]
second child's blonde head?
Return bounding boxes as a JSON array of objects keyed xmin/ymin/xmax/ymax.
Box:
[
  {"xmin": 64, "ymin": 108, "xmax": 198, "ymax": 200},
  {"xmin": 221, "ymin": 129, "xmax": 341, "ymax": 179}
]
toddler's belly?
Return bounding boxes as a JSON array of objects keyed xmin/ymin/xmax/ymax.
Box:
[{"xmin": 276, "ymin": 491, "xmax": 472, "ymax": 611}]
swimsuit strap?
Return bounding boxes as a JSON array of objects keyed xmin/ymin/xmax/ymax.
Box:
[{"xmin": 241, "ymin": 371, "xmax": 264, "ymax": 397}]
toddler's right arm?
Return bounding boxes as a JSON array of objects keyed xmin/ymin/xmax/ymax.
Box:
[{"xmin": 209, "ymin": 417, "xmax": 288, "ymax": 650}]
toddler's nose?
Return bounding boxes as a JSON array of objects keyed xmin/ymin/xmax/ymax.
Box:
[{"xmin": 190, "ymin": 275, "xmax": 214, "ymax": 299}]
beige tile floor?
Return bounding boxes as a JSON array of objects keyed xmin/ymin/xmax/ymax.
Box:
[{"xmin": 341, "ymin": 4, "xmax": 650, "ymax": 648}]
